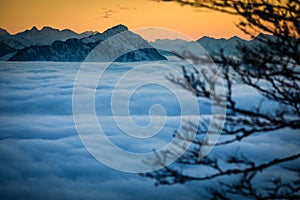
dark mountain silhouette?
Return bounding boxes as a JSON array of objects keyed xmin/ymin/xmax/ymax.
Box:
[
  {"xmin": 197, "ymin": 35, "xmax": 249, "ymax": 55},
  {"xmin": 0, "ymin": 41, "xmax": 15, "ymax": 57},
  {"xmin": 7, "ymin": 24, "xmax": 167, "ymax": 62},
  {"xmin": 0, "ymin": 24, "xmax": 278, "ymax": 62},
  {"xmin": 0, "ymin": 26, "xmax": 96, "ymax": 49}
]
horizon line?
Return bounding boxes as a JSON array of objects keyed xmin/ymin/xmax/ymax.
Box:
[{"xmin": 0, "ymin": 24, "xmax": 255, "ymax": 41}]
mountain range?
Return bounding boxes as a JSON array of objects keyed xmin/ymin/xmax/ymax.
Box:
[
  {"xmin": 0, "ymin": 25, "xmax": 167, "ymax": 62},
  {"xmin": 0, "ymin": 26, "xmax": 96, "ymax": 50},
  {"xmin": 0, "ymin": 24, "xmax": 268, "ymax": 62}
]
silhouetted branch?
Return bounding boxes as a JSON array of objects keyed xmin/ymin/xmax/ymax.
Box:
[{"xmin": 144, "ymin": 0, "xmax": 300, "ymax": 199}]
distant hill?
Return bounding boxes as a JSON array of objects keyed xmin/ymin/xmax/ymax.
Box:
[
  {"xmin": 150, "ymin": 34, "xmax": 283, "ymax": 59},
  {"xmin": 196, "ymin": 36, "xmax": 249, "ymax": 56},
  {"xmin": 151, "ymin": 36, "xmax": 251, "ymax": 57}
]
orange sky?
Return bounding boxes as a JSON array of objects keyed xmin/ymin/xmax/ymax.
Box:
[{"xmin": 0, "ymin": 0, "xmax": 247, "ymax": 40}]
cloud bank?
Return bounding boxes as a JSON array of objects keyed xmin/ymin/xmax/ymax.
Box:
[{"xmin": 0, "ymin": 61, "xmax": 298, "ymax": 199}]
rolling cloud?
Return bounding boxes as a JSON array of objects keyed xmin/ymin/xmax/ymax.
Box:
[{"xmin": 0, "ymin": 61, "xmax": 298, "ymax": 199}]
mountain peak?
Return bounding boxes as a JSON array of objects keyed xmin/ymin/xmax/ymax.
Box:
[
  {"xmin": 98, "ymin": 24, "xmax": 129, "ymax": 40},
  {"xmin": 197, "ymin": 36, "xmax": 217, "ymax": 42},
  {"xmin": 111, "ymin": 24, "xmax": 128, "ymax": 31},
  {"xmin": 31, "ymin": 26, "xmax": 38, "ymax": 31},
  {"xmin": 228, "ymin": 35, "xmax": 242, "ymax": 41},
  {"xmin": 41, "ymin": 26, "xmax": 56, "ymax": 31},
  {"xmin": 198, "ymin": 36, "xmax": 212, "ymax": 40},
  {"xmin": 103, "ymin": 24, "xmax": 128, "ymax": 34},
  {"xmin": 229, "ymin": 35, "xmax": 240, "ymax": 39}
]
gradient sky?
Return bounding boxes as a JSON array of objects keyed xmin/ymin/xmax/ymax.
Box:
[{"xmin": 0, "ymin": 0, "xmax": 247, "ymax": 40}]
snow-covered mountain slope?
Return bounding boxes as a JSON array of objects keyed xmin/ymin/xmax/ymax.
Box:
[
  {"xmin": 85, "ymin": 26, "xmax": 167, "ymax": 62},
  {"xmin": 81, "ymin": 24, "xmax": 129, "ymax": 44},
  {"xmin": 150, "ymin": 39, "xmax": 208, "ymax": 59}
]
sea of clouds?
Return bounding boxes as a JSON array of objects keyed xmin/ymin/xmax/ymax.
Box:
[{"xmin": 0, "ymin": 61, "xmax": 299, "ymax": 199}]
